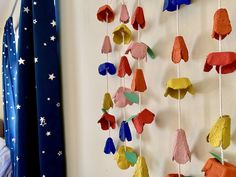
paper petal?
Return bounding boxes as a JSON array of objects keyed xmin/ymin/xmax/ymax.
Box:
[
  {"xmin": 132, "ymin": 109, "xmax": 155, "ymax": 134},
  {"xmin": 204, "ymin": 52, "xmax": 236, "ymax": 74},
  {"xmin": 104, "ymin": 137, "xmax": 116, "ymax": 154},
  {"xmin": 113, "ymin": 24, "xmax": 132, "ymax": 45},
  {"xmin": 212, "ymin": 8, "xmax": 232, "ymax": 40},
  {"xmin": 131, "ymin": 6, "xmax": 145, "ymax": 30},
  {"xmin": 114, "ymin": 146, "xmax": 137, "ymax": 170},
  {"xmin": 125, "ymin": 151, "xmax": 137, "ymax": 165},
  {"xmin": 101, "ymin": 35, "xmax": 112, "ymax": 54},
  {"xmin": 202, "ymin": 158, "xmax": 236, "ymax": 177},
  {"xmin": 172, "ymin": 36, "xmax": 189, "ymax": 64},
  {"xmin": 147, "ymin": 46, "xmax": 155, "ymax": 59},
  {"xmin": 113, "ymin": 87, "xmax": 133, "ymax": 108},
  {"xmin": 124, "ymin": 92, "xmax": 139, "ymax": 104},
  {"xmin": 207, "ymin": 115, "xmax": 231, "ymax": 150},
  {"xmin": 163, "ymin": 0, "xmax": 191, "ymax": 12},
  {"xmin": 117, "ymin": 56, "xmax": 132, "ymax": 78},
  {"xmin": 133, "ymin": 156, "xmax": 149, "ymax": 177},
  {"xmin": 209, "ymin": 152, "xmax": 222, "ymax": 163},
  {"xmin": 164, "ymin": 77, "xmax": 195, "ymax": 100},
  {"xmin": 119, "ymin": 121, "xmax": 132, "ymax": 142},
  {"xmin": 131, "ymin": 69, "xmax": 147, "ymax": 92},
  {"xmin": 97, "ymin": 5, "xmax": 115, "ymax": 23},
  {"xmin": 103, "ymin": 92, "xmax": 113, "ymax": 111},
  {"xmin": 120, "ymin": 4, "xmax": 130, "ymax": 23},
  {"xmin": 97, "ymin": 112, "xmax": 116, "ymax": 130},
  {"xmin": 126, "ymin": 42, "xmax": 148, "ymax": 60},
  {"xmin": 98, "ymin": 62, "xmax": 116, "ymax": 76},
  {"xmin": 172, "ymin": 129, "xmax": 191, "ymax": 164}
]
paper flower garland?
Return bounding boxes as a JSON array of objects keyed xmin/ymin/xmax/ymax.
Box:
[
  {"xmin": 163, "ymin": 0, "xmax": 192, "ymax": 176},
  {"xmin": 97, "ymin": 2, "xmax": 116, "ymax": 155},
  {"xmin": 202, "ymin": 1, "xmax": 236, "ymax": 176}
]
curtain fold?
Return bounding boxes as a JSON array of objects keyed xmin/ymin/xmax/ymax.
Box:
[
  {"xmin": 15, "ymin": 0, "xmax": 66, "ymax": 176},
  {"xmin": 2, "ymin": 17, "xmax": 17, "ymax": 169}
]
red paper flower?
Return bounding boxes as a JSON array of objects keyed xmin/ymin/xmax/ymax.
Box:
[
  {"xmin": 172, "ymin": 36, "xmax": 189, "ymax": 64},
  {"xmin": 97, "ymin": 5, "xmax": 115, "ymax": 23},
  {"xmin": 98, "ymin": 112, "xmax": 116, "ymax": 130},
  {"xmin": 117, "ymin": 56, "xmax": 132, "ymax": 78},
  {"xmin": 204, "ymin": 52, "xmax": 236, "ymax": 74},
  {"xmin": 132, "ymin": 109, "xmax": 155, "ymax": 134},
  {"xmin": 131, "ymin": 6, "xmax": 145, "ymax": 30},
  {"xmin": 131, "ymin": 69, "xmax": 147, "ymax": 92}
]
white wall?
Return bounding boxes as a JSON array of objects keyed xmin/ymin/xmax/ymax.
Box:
[{"xmin": 61, "ymin": 0, "xmax": 236, "ymax": 177}]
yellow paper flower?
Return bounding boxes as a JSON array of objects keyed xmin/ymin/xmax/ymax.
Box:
[
  {"xmin": 114, "ymin": 145, "xmax": 136, "ymax": 170},
  {"xmin": 103, "ymin": 92, "xmax": 113, "ymax": 111},
  {"xmin": 133, "ymin": 156, "xmax": 149, "ymax": 177},
  {"xmin": 113, "ymin": 24, "xmax": 132, "ymax": 45},
  {"xmin": 164, "ymin": 78, "xmax": 195, "ymax": 99},
  {"xmin": 207, "ymin": 115, "xmax": 231, "ymax": 150}
]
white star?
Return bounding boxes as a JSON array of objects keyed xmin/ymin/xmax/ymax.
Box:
[
  {"xmin": 16, "ymin": 104, "xmax": 21, "ymax": 109},
  {"xmin": 18, "ymin": 58, "xmax": 25, "ymax": 65},
  {"xmin": 12, "ymin": 138, "xmax": 16, "ymax": 143},
  {"xmin": 58, "ymin": 151, "xmax": 63, "ymax": 156},
  {"xmin": 50, "ymin": 36, "xmax": 56, "ymax": 41},
  {"xmin": 51, "ymin": 20, "xmax": 56, "ymax": 27},
  {"xmin": 33, "ymin": 19, "xmax": 37, "ymax": 24},
  {"xmin": 47, "ymin": 97, "xmax": 51, "ymax": 101},
  {"xmin": 24, "ymin": 27, "xmax": 27, "ymax": 31},
  {"xmin": 33, "ymin": 1, "xmax": 37, "ymax": 5},
  {"xmin": 46, "ymin": 131, "xmax": 51, "ymax": 136},
  {"xmin": 24, "ymin": 7, "xmax": 30, "ymax": 13},
  {"xmin": 43, "ymin": 43, "xmax": 47, "ymax": 46},
  {"xmin": 42, "ymin": 151, "xmax": 45, "ymax": 154},
  {"xmin": 16, "ymin": 156, "xmax": 19, "ymax": 161},
  {"xmin": 42, "ymin": 175, "xmax": 46, "ymax": 177},
  {"xmin": 35, "ymin": 58, "xmax": 38, "ymax": 63},
  {"xmin": 48, "ymin": 73, "xmax": 56, "ymax": 80},
  {"xmin": 56, "ymin": 103, "xmax": 61, "ymax": 107},
  {"xmin": 40, "ymin": 117, "xmax": 47, "ymax": 127}
]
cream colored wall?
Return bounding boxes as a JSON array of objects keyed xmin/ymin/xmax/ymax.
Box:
[{"xmin": 60, "ymin": 0, "xmax": 236, "ymax": 177}]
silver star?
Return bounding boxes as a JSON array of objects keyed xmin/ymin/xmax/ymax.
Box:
[
  {"xmin": 40, "ymin": 117, "xmax": 47, "ymax": 127},
  {"xmin": 48, "ymin": 73, "xmax": 56, "ymax": 80},
  {"xmin": 24, "ymin": 7, "xmax": 30, "ymax": 13},
  {"xmin": 35, "ymin": 58, "xmax": 38, "ymax": 63},
  {"xmin": 46, "ymin": 131, "xmax": 51, "ymax": 136},
  {"xmin": 51, "ymin": 20, "xmax": 56, "ymax": 27},
  {"xmin": 18, "ymin": 58, "xmax": 25, "ymax": 65},
  {"xmin": 16, "ymin": 104, "xmax": 21, "ymax": 109},
  {"xmin": 50, "ymin": 36, "xmax": 56, "ymax": 41},
  {"xmin": 33, "ymin": 19, "xmax": 37, "ymax": 24},
  {"xmin": 16, "ymin": 156, "xmax": 19, "ymax": 161}
]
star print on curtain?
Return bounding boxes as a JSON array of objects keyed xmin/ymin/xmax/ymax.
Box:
[
  {"xmin": 2, "ymin": 17, "xmax": 17, "ymax": 167},
  {"xmin": 15, "ymin": 0, "xmax": 66, "ymax": 177}
]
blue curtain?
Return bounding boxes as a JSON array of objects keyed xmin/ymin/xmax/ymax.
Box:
[
  {"xmin": 14, "ymin": 0, "xmax": 66, "ymax": 177},
  {"xmin": 2, "ymin": 17, "xmax": 17, "ymax": 168}
]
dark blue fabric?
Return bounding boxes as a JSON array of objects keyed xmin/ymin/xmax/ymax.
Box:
[
  {"xmin": 2, "ymin": 17, "xmax": 17, "ymax": 167},
  {"xmin": 15, "ymin": 0, "xmax": 66, "ymax": 177},
  {"xmin": 163, "ymin": 0, "xmax": 191, "ymax": 11},
  {"xmin": 119, "ymin": 121, "xmax": 132, "ymax": 142},
  {"xmin": 104, "ymin": 137, "xmax": 116, "ymax": 154}
]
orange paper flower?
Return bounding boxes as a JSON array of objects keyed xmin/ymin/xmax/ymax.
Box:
[
  {"xmin": 202, "ymin": 158, "xmax": 236, "ymax": 177},
  {"xmin": 117, "ymin": 56, "xmax": 132, "ymax": 78},
  {"xmin": 172, "ymin": 36, "xmax": 189, "ymax": 64},
  {"xmin": 131, "ymin": 6, "xmax": 145, "ymax": 30},
  {"xmin": 204, "ymin": 52, "xmax": 236, "ymax": 74},
  {"xmin": 212, "ymin": 8, "xmax": 232, "ymax": 40},
  {"xmin": 97, "ymin": 5, "xmax": 115, "ymax": 23},
  {"xmin": 131, "ymin": 69, "xmax": 147, "ymax": 92}
]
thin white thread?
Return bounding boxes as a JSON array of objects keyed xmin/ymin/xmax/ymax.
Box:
[
  {"xmin": 218, "ymin": 0, "xmax": 221, "ymax": 9},
  {"xmin": 176, "ymin": 4, "xmax": 179, "ymax": 36},
  {"xmin": 221, "ymin": 146, "xmax": 224, "ymax": 165},
  {"xmin": 178, "ymin": 164, "xmax": 181, "ymax": 177},
  {"xmin": 138, "ymin": 0, "xmax": 140, "ymax": 6},
  {"xmin": 177, "ymin": 64, "xmax": 181, "ymax": 129}
]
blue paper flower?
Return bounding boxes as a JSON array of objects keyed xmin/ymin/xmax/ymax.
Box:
[
  {"xmin": 119, "ymin": 121, "xmax": 132, "ymax": 142},
  {"xmin": 104, "ymin": 137, "xmax": 116, "ymax": 154},
  {"xmin": 98, "ymin": 62, "xmax": 116, "ymax": 76},
  {"xmin": 163, "ymin": 0, "xmax": 191, "ymax": 12}
]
